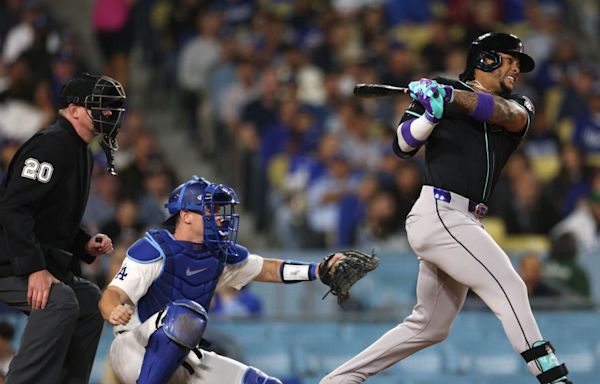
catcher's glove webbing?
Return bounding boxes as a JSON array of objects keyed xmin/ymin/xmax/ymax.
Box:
[{"xmin": 318, "ymin": 250, "xmax": 379, "ymax": 305}]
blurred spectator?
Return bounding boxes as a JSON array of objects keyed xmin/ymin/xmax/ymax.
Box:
[
  {"xmin": 99, "ymin": 199, "xmax": 145, "ymax": 245},
  {"xmin": 137, "ymin": 166, "xmax": 173, "ymax": 226},
  {"xmin": 2, "ymin": 1, "xmax": 59, "ymax": 67},
  {"xmin": 545, "ymin": 233, "xmax": 591, "ymax": 299},
  {"xmin": 218, "ymin": 58, "xmax": 259, "ymax": 134},
  {"xmin": 337, "ymin": 174, "xmax": 380, "ymax": 247},
  {"xmin": 340, "ymin": 104, "xmax": 385, "ymax": 172},
  {"xmin": 522, "ymin": 105, "xmax": 561, "ymax": 184},
  {"xmin": 572, "ymin": 82, "xmax": 600, "ymax": 167},
  {"xmin": 533, "ymin": 35, "xmax": 580, "ymax": 94},
  {"xmin": 420, "ymin": 19, "xmax": 454, "ymax": 75},
  {"xmin": 392, "ymin": 160, "xmax": 422, "ymax": 229},
  {"xmin": 176, "ymin": 9, "xmax": 223, "ymax": 141},
  {"xmin": 306, "ymin": 152, "xmax": 361, "ymax": 247},
  {"xmin": 118, "ymin": 131, "xmax": 173, "ymax": 200},
  {"xmin": 210, "ymin": 286, "xmax": 262, "ymax": 318},
  {"xmin": 92, "ymin": 0, "xmax": 137, "ymax": 88},
  {"xmin": 0, "ymin": 56, "xmax": 46, "ymax": 141},
  {"xmin": 380, "ymin": 41, "xmax": 414, "ymax": 88},
  {"xmin": 500, "ymin": 169, "xmax": 561, "ymax": 234},
  {"xmin": 0, "ymin": 321, "xmax": 15, "ymax": 377},
  {"xmin": 544, "ymin": 143, "xmax": 591, "ymax": 218},
  {"xmin": 551, "ymin": 186, "xmax": 600, "ymax": 253},
  {"xmin": 519, "ymin": 252, "xmax": 561, "ymax": 298},
  {"xmin": 357, "ymin": 189, "xmax": 403, "ymax": 249},
  {"xmin": 83, "ymin": 168, "xmax": 121, "ymax": 234}
]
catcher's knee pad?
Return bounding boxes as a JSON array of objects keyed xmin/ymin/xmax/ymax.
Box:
[
  {"xmin": 162, "ymin": 299, "xmax": 208, "ymax": 349},
  {"xmin": 242, "ymin": 367, "xmax": 283, "ymax": 384},
  {"xmin": 521, "ymin": 341, "xmax": 570, "ymax": 383}
]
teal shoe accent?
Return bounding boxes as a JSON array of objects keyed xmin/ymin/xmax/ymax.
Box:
[{"xmin": 532, "ymin": 341, "xmax": 567, "ymax": 383}]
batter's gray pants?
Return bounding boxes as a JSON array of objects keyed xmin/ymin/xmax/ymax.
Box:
[
  {"xmin": 321, "ymin": 186, "xmax": 546, "ymax": 383},
  {"xmin": 0, "ymin": 275, "xmax": 103, "ymax": 384}
]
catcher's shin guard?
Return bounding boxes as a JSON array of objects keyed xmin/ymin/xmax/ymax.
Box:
[
  {"xmin": 137, "ymin": 300, "xmax": 208, "ymax": 384},
  {"xmin": 521, "ymin": 341, "xmax": 571, "ymax": 384},
  {"xmin": 243, "ymin": 367, "xmax": 283, "ymax": 384}
]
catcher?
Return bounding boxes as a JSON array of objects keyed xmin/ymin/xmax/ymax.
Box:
[{"xmin": 99, "ymin": 175, "xmax": 378, "ymax": 384}]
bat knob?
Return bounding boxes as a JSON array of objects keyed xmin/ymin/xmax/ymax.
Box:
[{"xmin": 95, "ymin": 236, "xmax": 103, "ymax": 243}]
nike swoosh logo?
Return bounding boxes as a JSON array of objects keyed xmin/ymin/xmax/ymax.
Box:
[{"xmin": 186, "ymin": 267, "xmax": 208, "ymax": 276}]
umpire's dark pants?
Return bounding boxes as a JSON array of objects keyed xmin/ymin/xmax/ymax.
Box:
[{"xmin": 0, "ymin": 275, "xmax": 103, "ymax": 384}]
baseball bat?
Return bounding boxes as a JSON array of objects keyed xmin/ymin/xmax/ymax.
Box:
[{"xmin": 353, "ymin": 83, "xmax": 439, "ymax": 98}]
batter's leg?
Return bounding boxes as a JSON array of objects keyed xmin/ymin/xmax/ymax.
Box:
[
  {"xmin": 427, "ymin": 204, "xmax": 569, "ymax": 381},
  {"xmin": 320, "ymin": 260, "xmax": 468, "ymax": 384}
]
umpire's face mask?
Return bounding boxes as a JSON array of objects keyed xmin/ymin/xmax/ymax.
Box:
[{"xmin": 85, "ymin": 76, "xmax": 127, "ymax": 151}]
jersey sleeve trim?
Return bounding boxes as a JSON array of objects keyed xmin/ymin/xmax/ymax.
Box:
[{"xmin": 225, "ymin": 244, "xmax": 250, "ymax": 266}]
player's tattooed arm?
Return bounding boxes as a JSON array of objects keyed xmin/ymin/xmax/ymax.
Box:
[
  {"xmin": 99, "ymin": 285, "xmax": 134, "ymax": 325},
  {"xmin": 452, "ymin": 90, "xmax": 528, "ymax": 133}
]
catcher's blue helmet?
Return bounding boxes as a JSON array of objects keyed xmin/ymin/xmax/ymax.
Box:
[{"xmin": 164, "ymin": 176, "xmax": 240, "ymax": 257}]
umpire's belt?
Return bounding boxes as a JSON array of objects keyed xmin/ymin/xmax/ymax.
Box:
[{"xmin": 432, "ymin": 187, "xmax": 488, "ymax": 219}]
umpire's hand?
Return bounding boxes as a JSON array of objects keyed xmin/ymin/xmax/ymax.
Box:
[
  {"xmin": 86, "ymin": 233, "xmax": 114, "ymax": 257},
  {"xmin": 28, "ymin": 269, "xmax": 59, "ymax": 310}
]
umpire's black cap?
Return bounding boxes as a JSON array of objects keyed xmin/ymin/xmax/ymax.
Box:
[{"xmin": 58, "ymin": 73, "xmax": 100, "ymax": 109}]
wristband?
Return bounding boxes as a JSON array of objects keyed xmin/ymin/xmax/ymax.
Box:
[
  {"xmin": 400, "ymin": 119, "xmax": 426, "ymax": 148},
  {"xmin": 469, "ymin": 92, "xmax": 495, "ymax": 122},
  {"xmin": 280, "ymin": 261, "xmax": 317, "ymax": 283}
]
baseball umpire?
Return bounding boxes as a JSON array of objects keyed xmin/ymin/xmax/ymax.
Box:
[
  {"xmin": 0, "ymin": 73, "xmax": 126, "ymax": 383},
  {"xmin": 321, "ymin": 32, "xmax": 573, "ymax": 384}
]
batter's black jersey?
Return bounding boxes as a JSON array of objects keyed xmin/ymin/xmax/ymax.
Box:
[
  {"xmin": 393, "ymin": 78, "xmax": 535, "ymax": 203},
  {"xmin": 0, "ymin": 116, "xmax": 94, "ymax": 277}
]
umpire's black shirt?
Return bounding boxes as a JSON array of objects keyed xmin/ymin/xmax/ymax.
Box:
[
  {"xmin": 393, "ymin": 78, "xmax": 535, "ymax": 203},
  {"xmin": 0, "ymin": 116, "xmax": 94, "ymax": 278}
]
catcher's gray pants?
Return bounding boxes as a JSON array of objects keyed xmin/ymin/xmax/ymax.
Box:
[
  {"xmin": 321, "ymin": 186, "xmax": 546, "ymax": 383},
  {"xmin": 0, "ymin": 275, "xmax": 103, "ymax": 384}
]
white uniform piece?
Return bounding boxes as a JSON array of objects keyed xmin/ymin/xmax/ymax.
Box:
[{"xmin": 108, "ymin": 254, "xmax": 264, "ymax": 384}]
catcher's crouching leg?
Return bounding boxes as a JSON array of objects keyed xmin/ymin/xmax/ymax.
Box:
[
  {"xmin": 521, "ymin": 341, "xmax": 572, "ymax": 384},
  {"xmin": 243, "ymin": 367, "xmax": 282, "ymax": 384},
  {"xmin": 138, "ymin": 299, "xmax": 208, "ymax": 384}
]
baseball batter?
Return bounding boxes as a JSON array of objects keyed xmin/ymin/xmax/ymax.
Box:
[
  {"xmin": 99, "ymin": 175, "xmax": 373, "ymax": 384},
  {"xmin": 321, "ymin": 33, "xmax": 573, "ymax": 384}
]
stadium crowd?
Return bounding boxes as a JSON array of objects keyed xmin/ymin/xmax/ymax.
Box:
[{"xmin": 0, "ymin": 0, "xmax": 599, "ymax": 304}]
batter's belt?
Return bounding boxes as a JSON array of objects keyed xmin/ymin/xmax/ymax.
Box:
[{"xmin": 429, "ymin": 186, "xmax": 489, "ymax": 219}]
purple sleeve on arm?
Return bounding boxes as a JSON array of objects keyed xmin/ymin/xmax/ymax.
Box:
[
  {"xmin": 469, "ymin": 92, "xmax": 495, "ymax": 122},
  {"xmin": 400, "ymin": 119, "xmax": 425, "ymax": 148}
]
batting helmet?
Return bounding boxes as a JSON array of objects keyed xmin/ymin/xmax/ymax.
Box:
[
  {"xmin": 59, "ymin": 73, "xmax": 127, "ymax": 151},
  {"xmin": 460, "ymin": 32, "xmax": 535, "ymax": 81},
  {"xmin": 164, "ymin": 176, "xmax": 240, "ymax": 257}
]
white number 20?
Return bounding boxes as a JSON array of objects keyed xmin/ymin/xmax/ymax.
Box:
[{"xmin": 21, "ymin": 158, "xmax": 54, "ymax": 183}]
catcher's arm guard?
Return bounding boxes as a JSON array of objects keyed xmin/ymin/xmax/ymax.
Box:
[{"xmin": 318, "ymin": 250, "xmax": 379, "ymax": 305}]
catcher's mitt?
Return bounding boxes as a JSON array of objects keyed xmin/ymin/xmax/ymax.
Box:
[{"xmin": 318, "ymin": 250, "xmax": 379, "ymax": 304}]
